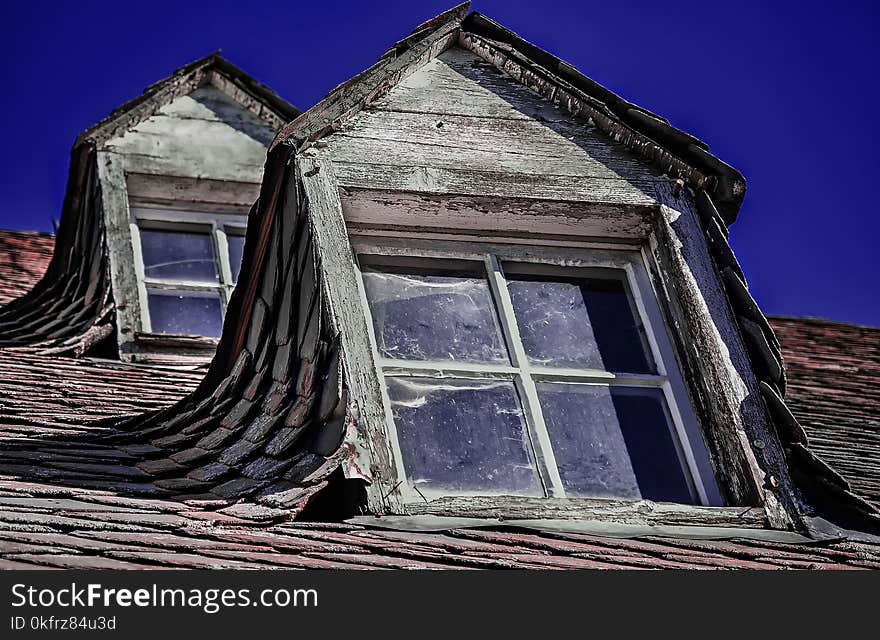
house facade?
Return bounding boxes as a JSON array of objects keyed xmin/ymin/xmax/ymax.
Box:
[{"xmin": 0, "ymin": 3, "xmax": 878, "ymax": 569}]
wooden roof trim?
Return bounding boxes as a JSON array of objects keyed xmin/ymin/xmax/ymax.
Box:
[
  {"xmin": 459, "ymin": 12, "xmax": 746, "ymax": 224},
  {"xmin": 273, "ymin": 2, "xmax": 470, "ymax": 152},
  {"xmin": 80, "ymin": 53, "xmax": 300, "ymax": 148},
  {"xmin": 457, "ymin": 31, "xmax": 715, "ymax": 199}
]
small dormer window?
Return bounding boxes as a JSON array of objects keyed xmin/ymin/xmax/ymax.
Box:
[
  {"xmin": 132, "ymin": 208, "xmax": 246, "ymax": 338},
  {"xmin": 355, "ymin": 241, "xmax": 722, "ymax": 508}
]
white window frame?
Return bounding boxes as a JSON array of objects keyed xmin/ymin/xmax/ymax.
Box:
[
  {"xmin": 352, "ymin": 237, "xmax": 723, "ymax": 508},
  {"xmin": 129, "ymin": 206, "xmax": 247, "ymax": 335}
]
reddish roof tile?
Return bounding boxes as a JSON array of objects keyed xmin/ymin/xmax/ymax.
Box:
[
  {"xmin": 0, "ymin": 293, "xmax": 878, "ymax": 569},
  {"xmin": 0, "ymin": 230, "xmax": 54, "ymax": 305},
  {"xmin": 0, "ymin": 348, "xmax": 201, "ymax": 440},
  {"xmin": 770, "ymin": 316, "xmax": 880, "ymax": 509},
  {"xmin": 0, "ymin": 478, "xmax": 877, "ymax": 569}
]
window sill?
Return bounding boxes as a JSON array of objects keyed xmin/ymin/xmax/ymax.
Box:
[
  {"xmin": 126, "ymin": 332, "xmax": 220, "ymax": 367},
  {"xmin": 399, "ymin": 496, "xmax": 768, "ymax": 529},
  {"xmin": 133, "ymin": 332, "xmax": 220, "ymax": 350}
]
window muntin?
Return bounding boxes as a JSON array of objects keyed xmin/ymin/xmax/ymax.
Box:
[
  {"xmin": 131, "ymin": 207, "xmax": 246, "ymax": 337},
  {"xmin": 357, "ymin": 244, "xmax": 722, "ymax": 507}
]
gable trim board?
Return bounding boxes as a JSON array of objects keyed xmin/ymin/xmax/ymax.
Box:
[{"xmin": 0, "ymin": 4, "xmax": 876, "ymax": 536}]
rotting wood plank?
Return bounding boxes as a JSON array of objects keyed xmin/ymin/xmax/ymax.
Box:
[
  {"xmin": 338, "ymin": 106, "xmax": 654, "ymax": 175},
  {"xmin": 126, "ymin": 173, "xmax": 260, "ymax": 211},
  {"xmin": 340, "ymin": 189, "xmax": 656, "ymax": 240},
  {"xmin": 457, "ymin": 31, "xmax": 716, "ymax": 199},
  {"xmin": 96, "ymin": 151, "xmax": 141, "ymax": 361},
  {"xmin": 371, "ymin": 48, "xmax": 564, "ymax": 121},
  {"xmin": 326, "ymin": 114, "xmax": 656, "ymax": 185},
  {"xmin": 274, "ymin": 19, "xmax": 462, "ymax": 150},
  {"xmin": 297, "ymin": 153, "xmax": 401, "ymax": 513},
  {"xmin": 334, "ymin": 162, "xmax": 657, "ymax": 206},
  {"xmin": 650, "ymin": 182, "xmax": 795, "ymax": 529},
  {"xmin": 404, "ymin": 495, "xmax": 767, "ymax": 528}
]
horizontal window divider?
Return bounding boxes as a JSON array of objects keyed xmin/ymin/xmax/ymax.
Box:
[
  {"xmin": 528, "ymin": 368, "xmax": 667, "ymax": 386},
  {"xmin": 144, "ymin": 279, "xmax": 224, "ymax": 292},
  {"xmin": 380, "ymin": 360, "xmax": 519, "ymax": 380}
]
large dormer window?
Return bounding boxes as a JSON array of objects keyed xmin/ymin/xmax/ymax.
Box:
[
  {"xmin": 356, "ymin": 241, "xmax": 723, "ymax": 507},
  {"xmin": 132, "ymin": 208, "xmax": 245, "ymax": 338}
]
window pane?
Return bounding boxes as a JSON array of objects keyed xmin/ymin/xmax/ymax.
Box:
[
  {"xmin": 386, "ymin": 377, "xmax": 542, "ymax": 496},
  {"xmin": 147, "ymin": 291, "xmax": 224, "ymax": 338},
  {"xmin": 507, "ymin": 272, "xmax": 652, "ymax": 373},
  {"xmin": 362, "ymin": 265, "xmax": 508, "ymax": 363},
  {"xmin": 140, "ymin": 229, "xmax": 218, "ymax": 283},
  {"xmin": 226, "ymin": 233, "xmax": 245, "ymax": 283},
  {"xmin": 537, "ymin": 383, "xmax": 693, "ymax": 503}
]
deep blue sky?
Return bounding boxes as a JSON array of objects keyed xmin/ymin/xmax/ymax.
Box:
[{"xmin": 1, "ymin": 1, "xmax": 877, "ymax": 326}]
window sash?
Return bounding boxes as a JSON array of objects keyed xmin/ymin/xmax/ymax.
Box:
[
  {"xmin": 130, "ymin": 206, "xmax": 246, "ymax": 335},
  {"xmin": 355, "ymin": 241, "xmax": 719, "ymax": 507}
]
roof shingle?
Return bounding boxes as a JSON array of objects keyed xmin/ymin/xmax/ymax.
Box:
[{"xmin": 0, "ymin": 230, "xmax": 54, "ymax": 306}]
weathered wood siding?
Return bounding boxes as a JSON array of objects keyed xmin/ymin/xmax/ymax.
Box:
[
  {"xmin": 326, "ymin": 47, "xmax": 659, "ymax": 209},
  {"xmin": 104, "ymin": 86, "xmax": 274, "ymax": 182}
]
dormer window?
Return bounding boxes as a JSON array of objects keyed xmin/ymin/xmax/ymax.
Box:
[
  {"xmin": 355, "ymin": 241, "xmax": 723, "ymax": 508},
  {"xmin": 132, "ymin": 209, "xmax": 245, "ymax": 338}
]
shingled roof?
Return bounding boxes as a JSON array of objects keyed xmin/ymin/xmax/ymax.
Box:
[
  {"xmin": 771, "ymin": 317, "xmax": 880, "ymax": 510},
  {"xmin": 1, "ymin": 3, "xmax": 878, "ymax": 559}
]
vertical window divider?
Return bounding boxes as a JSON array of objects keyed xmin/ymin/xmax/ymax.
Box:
[
  {"xmin": 129, "ymin": 221, "xmax": 152, "ymax": 332},
  {"xmin": 214, "ymin": 223, "xmax": 233, "ymax": 312},
  {"xmin": 484, "ymin": 254, "xmax": 566, "ymax": 499}
]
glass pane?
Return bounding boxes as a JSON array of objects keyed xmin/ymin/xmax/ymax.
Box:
[
  {"xmin": 226, "ymin": 233, "xmax": 245, "ymax": 283},
  {"xmin": 139, "ymin": 229, "xmax": 218, "ymax": 283},
  {"xmin": 537, "ymin": 383, "xmax": 693, "ymax": 503},
  {"xmin": 147, "ymin": 291, "xmax": 224, "ymax": 338},
  {"xmin": 362, "ymin": 265, "xmax": 508, "ymax": 363},
  {"xmin": 507, "ymin": 271, "xmax": 652, "ymax": 373},
  {"xmin": 386, "ymin": 377, "xmax": 542, "ymax": 496}
]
